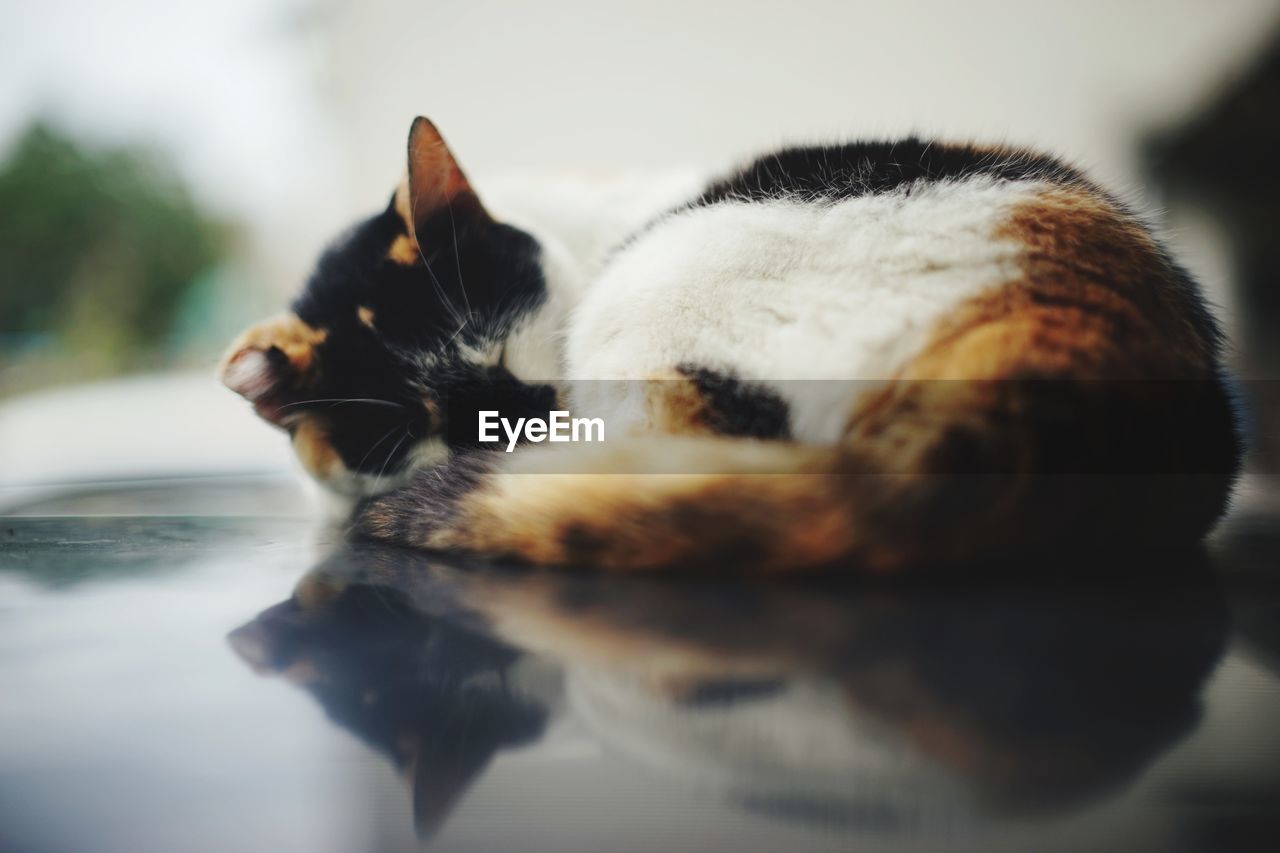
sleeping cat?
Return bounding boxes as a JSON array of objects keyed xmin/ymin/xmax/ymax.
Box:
[{"xmin": 220, "ymin": 117, "xmax": 1242, "ymax": 572}]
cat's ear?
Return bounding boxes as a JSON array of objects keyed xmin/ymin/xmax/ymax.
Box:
[
  {"xmin": 408, "ymin": 732, "xmax": 497, "ymax": 841},
  {"xmin": 218, "ymin": 313, "xmax": 325, "ymax": 426},
  {"xmin": 403, "ymin": 117, "xmax": 488, "ymax": 240}
]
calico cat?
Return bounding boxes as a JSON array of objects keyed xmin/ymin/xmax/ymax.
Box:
[{"xmin": 220, "ymin": 117, "xmax": 1242, "ymax": 572}]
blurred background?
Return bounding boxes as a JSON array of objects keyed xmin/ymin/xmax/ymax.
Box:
[{"xmin": 2, "ymin": 0, "xmax": 1279, "ymax": 501}]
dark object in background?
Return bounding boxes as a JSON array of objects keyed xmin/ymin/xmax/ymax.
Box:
[
  {"xmin": 1147, "ymin": 29, "xmax": 1280, "ymax": 367},
  {"xmin": 1147, "ymin": 26, "xmax": 1280, "ymax": 484}
]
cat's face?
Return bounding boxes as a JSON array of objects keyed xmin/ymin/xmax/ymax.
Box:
[{"xmin": 220, "ymin": 118, "xmax": 553, "ymax": 495}]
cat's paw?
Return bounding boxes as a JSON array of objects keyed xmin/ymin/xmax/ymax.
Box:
[
  {"xmin": 352, "ymin": 451, "xmax": 496, "ymax": 550},
  {"xmin": 218, "ymin": 312, "xmax": 444, "ymax": 498}
]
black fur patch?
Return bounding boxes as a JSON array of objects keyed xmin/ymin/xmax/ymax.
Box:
[
  {"xmin": 676, "ymin": 363, "xmax": 791, "ymax": 440},
  {"xmin": 559, "ymin": 522, "xmax": 609, "ymax": 565},
  {"xmin": 441, "ymin": 375, "xmax": 560, "ymax": 451},
  {"xmin": 283, "ymin": 196, "xmax": 550, "ymax": 475},
  {"xmin": 691, "ymin": 139, "xmax": 1092, "ymax": 209},
  {"xmin": 294, "ymin": 199, "xmax": 546, "ymax": 349},
  {"xmin": 678, "ymin": 677, "xmax": 786, "ymax": 707},
  {"xmin": 609, "ymin": 139, "xmax": 1100, "ymax": 260}
]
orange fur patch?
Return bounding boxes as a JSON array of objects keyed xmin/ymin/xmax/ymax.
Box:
[
  {"xmin": 994, "ymin": 185, "xmax": 1207, "ymax": 372},
  {"xmin": 899, "ymin": 184, "xmax": 1200, "ymax": 384},
  {"xmin": 293, "ymin": 419, "xmax": 345, "ymax": 480},
  {"xmin": 848, "ymin": 183, "xmax": 1212, "ymax": 444},
  {"xmin": 220, "ymin": 312, "xmax": 327, "ymax": 378},
  {"xmin": 386, "ymin": 177, "xmax": 421, "ymax": 265},
  {"xmin": 387, "ymin": 234, "xmax": 419, "ymax": 266},
  {"xmin": 438, "ymin": 446, "xmax": 856, "ymax": 573},
  {"xmin": 642, "ymin": 371, "xmax": 722, "ymax": 436}
]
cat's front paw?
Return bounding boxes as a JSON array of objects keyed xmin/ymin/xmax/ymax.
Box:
[
  {"xmin": 218, "ymin": 312, "xmax": 447, "ymax": 499},
  {"xmin": 352, "ymin": 451, "xmax": 496, "ymax": 550}
]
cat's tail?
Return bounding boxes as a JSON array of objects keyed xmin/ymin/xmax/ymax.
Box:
[{"xmin": 354, "ymin": 380, "xmax": 1239, "ymax": 574}]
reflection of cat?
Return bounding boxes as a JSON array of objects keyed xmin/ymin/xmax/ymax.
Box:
[
  {"xmin": 228, "ymin": 577, "xmax": 546, "ymax": 838},
  {"xmin": 230, "ymin": 546, "xmax": 1226, "ymax": 840}
]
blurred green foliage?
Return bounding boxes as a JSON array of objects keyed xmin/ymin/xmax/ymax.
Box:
[{"xmin": 0, "ymin": 121, "xmax": 230, "ymax": 392}]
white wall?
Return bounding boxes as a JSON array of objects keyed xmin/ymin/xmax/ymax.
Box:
[{"xmin": 318, "ymin": 0, "xmax": 1279, "ymax": 203}]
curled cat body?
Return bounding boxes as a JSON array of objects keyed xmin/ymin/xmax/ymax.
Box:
[{"xmin": 221, "ymin": 118, "xmax": 1242, "ymax": 573}]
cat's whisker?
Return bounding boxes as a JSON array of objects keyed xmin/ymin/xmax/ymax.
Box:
[
  {"xmin": 446, "ymin": 201, "xmax": 473, "ymax": 318},
  {"xmin": 410, "ymin": 195, "xmax": 470, "ymax": 329},
  {"xmin": 356, "ymin": 422, "xmax": 409, "ymax": 473},
  {"xmin": 373, "ymin": 428, "xmax": 412, "ymax": 491},
  {"xmin": 277, "ymin": 398, "xmax": 408, "ymax": 411},
  {"xmin": 421, "ymin": 253, "xmax": 467, "ymax": 327},
  {"xmin": 443, "ymin": 316, "xmax": 470, "ymax": 347}
]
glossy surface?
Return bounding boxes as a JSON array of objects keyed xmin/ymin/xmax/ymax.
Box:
[{"xmin": 2, "ymin": 485, "xmax": 1280, "ymax": 853}]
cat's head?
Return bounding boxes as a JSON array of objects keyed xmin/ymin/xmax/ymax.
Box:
[{"xmin": 220, "ymin": 118, "xmax": 554, "ymax": 495}]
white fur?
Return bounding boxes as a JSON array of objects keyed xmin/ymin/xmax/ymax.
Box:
[
  {"xmin": 562, "ymin": 177, "xmax": 1042, "ymax": 442},
  {"xmin": 483, "ymin": 170, "xmax": 706, "ymax": 382}
]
